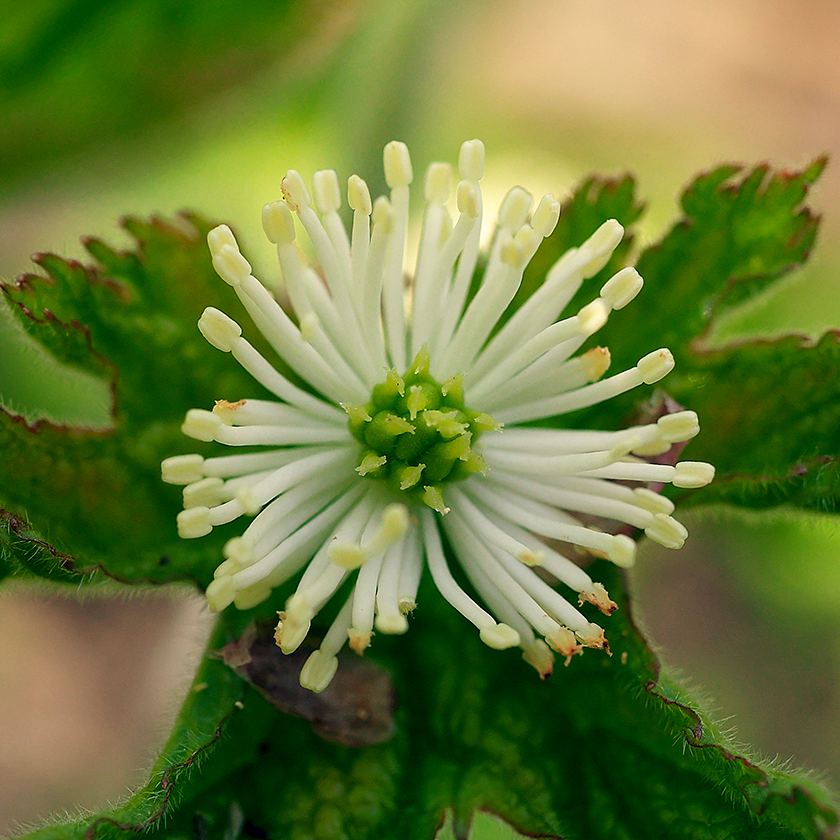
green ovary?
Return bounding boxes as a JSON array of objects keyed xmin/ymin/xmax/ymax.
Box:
[{"xmin": 345, "ymin": 347, "xmax": 500, "ymax": 511}]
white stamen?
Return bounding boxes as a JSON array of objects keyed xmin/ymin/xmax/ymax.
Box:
[
  {"xmin": 170, "ymin": 140, "xmax": 710, "ymax": 695},
  {"xmin": 198, "ymin": 307, "xmax": 242, "ymax": 352},
  {"xmin": 162, "ymin": 454, "xmax": 204, "ymax": 485}
]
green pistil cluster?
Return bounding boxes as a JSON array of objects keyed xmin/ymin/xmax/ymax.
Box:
[{"xmin": 343, "ymin": 347, "xmax": 501, "ymax": 513}]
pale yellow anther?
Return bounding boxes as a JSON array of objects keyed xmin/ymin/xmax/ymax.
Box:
[
  {"xmin": 234, "ymin": 582, "xmax": 274, "ymax": 610},
  {"xmin": 312, "ymin": 169, "xmax": 342, "ymax": 215},
  {"xmin": 285, "ymin": 592, "xmax": 314, "ymax": 622},
  {"xmin": 329, "ymin": 544, "xmax": 369, "ymax": 577},
  {"xmin": 261, "ymin": 201, "xmax": 296, "ymax": 244},
  {"xmin": 498, "ymin": 186, "xmax": 532, "ymax": 230},
  {"xmin": 531, "ymin": 195, "xmax": 561, "ymax": 238},
  {"xmin": 280, "ymin": 594, "xmax": 314, "ymax": 653},
  {"xmin": 608, "ymin": 534, "xmax": 636, "ymax": 568},
  {"xmin": 633, "ymin": 487, "xmax": 675, "ymax": 515},
  {"xmin": 384, "ymin": 140, "xmax": 413, "ymax": 188},
  {"xmin": 161, "ymin": 454, "xmax": 204, "ymax": 485},
  {"xmin": 198, "ymin": 307, "xmax": 242, "ymax": 352},
  {"xmin": 375, "ymin": 613, "xmax": 409, "ymax": 634},
  {"xmin": 207, "ymin": 224, "xmax": 237, "ymax": 252},
  {"xmin": 211, "ymin": 244, "xmax": 252, "ymax": 286},
  {"xmin": 222, "ymin": 536, "xmax": 254, "ymax": 566},
  {"xmin": 183, "ymin": 477, "xmax": 224, "ymax": 509},
  {"xmin": 637, "ymin": 348, "xmax": 675, "ymax": 384},
  {"xmin": 580, "ymin": 219, "xmax": 624, "ymax": 277},
  {"xmin": 329, "ymin": 543, "xmax": 367, "ymax": 569},
  {"xmin": 362, "ymin": 504, "xmax": 410, "ymax": 558},
  {"xmin": 182, "ymin": 408, "xmax": 223, "ymax": 442},
  {"xmin": 356, "ymin": 452, "xmax": 387, "ymax": 476},
  {"xmin": 347, "ymin": 174, "xmax": 372, "ymax": 215},
  {"xmin": 372, "ymin": 196, "xmax": 394, "ymax": 233},
  {"xmin": 580, "ymin": 346, "xmax": 611, "ymax": 381},
  {"xmin": 213, "ymin": 558, "xmax": 241, "ymax": 579},
  {"xmin": 236, "ymin": 485, "xmax": 262, "ymax": 516},
  {"xmin": 205, "ymin": 575, "xmax": 236, "ymax": 612},
  {"xmin": 631, "ymin": 439, "xmax": 672, "ymax": 457},
  {"xmin": 600, "ymin": 267, "xmax": 643, "ymax": 310},
  {"xmin": 458, "ymin": 139, "xmax": 485, "ymax": 181},
  {"xmin": 657, "ymin": 410, "xmax": 700, "ymax": 443},
  {"xmin": 522, "ymin": 639, "xmax": 555, "ymax": 679},
  {"xmin": 577, "ymin": 299, "xmax": 609, "ymax": 335},
  {"xmin": 672, "ymin": 461, "xmax": 715, "ymax": 489},
  {"xmin": 177, "ymin": 506, "xmax": 212, "ymax": 539},
  {"xmin": 479, "ymin": 623, "xmax": 520, "ymax": 650},
  {"xmin": 278, "ymin": 616, "xmax": 311, "ymax": 654},
  {"xmin": 645, "ymin": 513, "xmax": 688, "ymax": 549},
  {"xmin": 456, "ymin": 180, "xmax": 480, "ymax": 219},
  {"xmin": 424, "ymin": 162, "xmax": 452, "ymax": 204},
  {"xmin": 299, "ymin": 650, "xmax": 338, "ymax": 693},
  {"xmin": 281, "ymin": 170, "xmax": 311, "ymax": 211}
]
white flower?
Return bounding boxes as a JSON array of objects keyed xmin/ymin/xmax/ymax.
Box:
[{"xmin": 162, "ymin": 140, "xmax": 714, "ymax": 693}]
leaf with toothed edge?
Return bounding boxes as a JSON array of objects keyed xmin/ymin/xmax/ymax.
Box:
[
  {"xmin": 4, "ymin": 158, "xmax": 840, "ymax": 839},
  {"xmin": 15, "ymin": 566, "xmax": 837, "ymax": 840},
  {"xmin": 0, "ymin": 213, "xmax": 287, "ymax": 589}
]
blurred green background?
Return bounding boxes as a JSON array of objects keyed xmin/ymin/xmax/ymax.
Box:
[{"xmin": 2, "ymin": 0, "xmax": 839, "ymax": 835}]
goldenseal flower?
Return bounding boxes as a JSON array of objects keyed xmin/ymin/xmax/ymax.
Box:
[{"xmin": 163, "ymin": 140, "xmax": 714, "ymax": 693}]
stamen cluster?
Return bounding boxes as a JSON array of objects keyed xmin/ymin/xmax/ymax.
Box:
[{"xmin": 163, "ymin": 139, "xmax": 714, "ymax": 693}]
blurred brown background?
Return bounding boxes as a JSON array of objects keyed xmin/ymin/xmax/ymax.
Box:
[{"xmin": 2, "ymin": 0, "xmax": 839, "ymax": 834}]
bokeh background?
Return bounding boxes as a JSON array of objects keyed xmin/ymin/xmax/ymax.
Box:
[{"xmin": 2, "ymin": 0, "xmax": 839, "ymax": 835}]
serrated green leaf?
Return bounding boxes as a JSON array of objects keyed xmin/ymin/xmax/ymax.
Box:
[
  {"xmin": 15, "ymin": 568, "xmax": 837, "ymax": 840},
  {"xmin": 552, "ymin": 160, "xmax": 836, "ymax": 516},
  {"xmin": 669, "ymin": 330, "xmax": 840, "ymax": 512},
  {"xmin": 0, "ymin": 214, "xmax": 276, "ymax": 587},
  {"xmin": 625, "ymin": 159, "xmax": 824, "ymax": 373}
]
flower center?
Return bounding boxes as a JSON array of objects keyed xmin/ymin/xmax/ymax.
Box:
[{"xmin": 343, "ymin": 346, "xmax": 500, "ymax": 513}]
